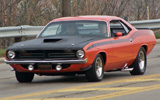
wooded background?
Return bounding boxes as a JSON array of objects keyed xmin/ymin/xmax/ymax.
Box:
[
  {"xmin": 0, "ymin": 0, "xmax": 160, "ymax": 27},
  {"xmin": 0, "ymin": 0, "xmax": 160, "ymax": 49}
]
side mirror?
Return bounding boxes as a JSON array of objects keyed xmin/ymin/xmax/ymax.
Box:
[{"xmin": 115, "ymin": 32, "xmax": 123, "ymax": 37}]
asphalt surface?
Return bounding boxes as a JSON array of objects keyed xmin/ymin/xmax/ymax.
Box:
[{"xmin": 0, "ymin": 40, "xmax": 160, "ymax": 100}]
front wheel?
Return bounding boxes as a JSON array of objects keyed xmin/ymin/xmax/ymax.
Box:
[
  {"xmin": 86, "ymin": 54, "xmax": 104, "ymax": 82},
  {"xmin": 130, "ymin": 47, "xmax": 147, "ymax": 75},
  {"xmin": 15, "ymin": 71, "xmax": 34, "ymax": 83}
]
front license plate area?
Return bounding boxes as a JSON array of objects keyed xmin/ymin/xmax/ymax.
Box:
[{"xmin": 38, "ymin": 64, "xmax": 52, "ymax": 70}]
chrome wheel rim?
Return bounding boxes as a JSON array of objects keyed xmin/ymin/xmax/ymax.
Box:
[
  {"xmin": 139, "ymin": 51, "xmax": 145, "ymax": 72},
  {"xmin": 95, "ymin": 57, "xmax": 103, "ymax": 78}
]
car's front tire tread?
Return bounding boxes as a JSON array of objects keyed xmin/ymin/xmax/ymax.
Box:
[{"xmin": 15, "ymin": 71, "xmax": 34, "ymax": 83}]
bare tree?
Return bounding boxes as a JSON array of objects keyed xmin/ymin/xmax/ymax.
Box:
[
  {"xmin": 0, "ymin": 0, "xmax": 160, "ymax": 26},
  {"xmin": 1, "ymin": 0, "xmax": 160, "ymax": 49}
]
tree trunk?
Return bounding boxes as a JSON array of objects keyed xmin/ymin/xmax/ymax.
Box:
[{"xmin": 62, "ymin": 0, "xmax": 71, "ymax": 17}]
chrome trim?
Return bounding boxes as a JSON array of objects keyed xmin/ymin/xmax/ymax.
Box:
[{"xmin": 4, "ymin": 58, "xmax": 88, "ymax": 65}]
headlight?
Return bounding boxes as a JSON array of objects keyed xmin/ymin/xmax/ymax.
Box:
[
  {"xmin": 76, "ymin": 50, "xmax": 85, "ymax": 58},
  {"xmin": 7, "ymin": 50, "xmax": 16, "ymax": 59}
]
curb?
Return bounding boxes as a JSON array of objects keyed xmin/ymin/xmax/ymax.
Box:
[
  {"xmin": 0, "ymin": 39, "xmax": 160, "ymax": 63},
  {"xmin": 156, "ymin": 39, "xmax": 160, "ymax": 44}
]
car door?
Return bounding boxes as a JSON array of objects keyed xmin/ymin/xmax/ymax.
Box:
[{"xmin": 108, "ymin": 20, "xmax": 134, "ymax": 70}]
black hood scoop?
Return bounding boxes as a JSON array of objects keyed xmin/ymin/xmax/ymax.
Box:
[{"xmin": 44, "ymin": 39, "xmax": 62, "ymax": 43}]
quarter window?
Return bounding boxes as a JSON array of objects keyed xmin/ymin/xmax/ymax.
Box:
[{"xmin": 109, "ymin": 20, "xmax": 131, "ymax": 37}]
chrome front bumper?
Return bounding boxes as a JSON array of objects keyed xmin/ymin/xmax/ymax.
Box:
[{"xmin": 4, "ymin": 58, "xmax": 88, "ymax": 65}]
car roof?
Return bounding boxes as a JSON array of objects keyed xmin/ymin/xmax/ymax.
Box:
[{"xmin": 50, "ymin": 16, "xmax": 122, "ymax": 22}]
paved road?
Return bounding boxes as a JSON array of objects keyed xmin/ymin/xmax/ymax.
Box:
[{"xmin": 0, "ymin": 44, "xmax": 160, "ymax": 100}]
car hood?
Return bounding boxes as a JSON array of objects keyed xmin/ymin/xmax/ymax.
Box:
[{"xmin": 8, "ymin": 36, "xmax": 105, "ymax": 50}]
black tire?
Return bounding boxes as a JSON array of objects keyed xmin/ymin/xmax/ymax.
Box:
[
  {"xmin": 86, "ymin": 54, "xmax": 104, "ymax": 82},
  {"xmin": 130, "ymin": 47, "xmax": 147, "ymax": 75},
  {"xmin": 15, "ymin": 71, "xmax": 34, "ymax": 83}
]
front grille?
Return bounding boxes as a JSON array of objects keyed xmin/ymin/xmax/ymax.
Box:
[
  {"xmin": 16, "ymin": 50, "xmax": 77, "ymax": 60},
  {"xmin": 49, "ymin": 52, "xmax": 75, "ymax": 58},
  {"xmin": 20, "ymin": 51, "xmax": 44, "ymax": 58}
]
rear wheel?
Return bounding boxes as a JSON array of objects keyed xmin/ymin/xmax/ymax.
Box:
[
  {"xmin": 15, "ymin": 71, "xmax": 34, "ymax": 83},
  {"xmin": 130, "ymin": 47, "xmax": 147, "ymax": 75},
  {"xmin": 86, "ymin": 54, "xmax": 104, "ymax": 82}
]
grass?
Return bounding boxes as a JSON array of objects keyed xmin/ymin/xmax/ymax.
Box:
[
  {"xmin": 0, "ymin": 49, "xmax": 5, "ymax": 57},
  {"xmin": 155, "ymin": 33, "xmax": 160, "ymax": 39}
]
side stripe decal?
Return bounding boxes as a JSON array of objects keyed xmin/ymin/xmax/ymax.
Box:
[
  {"xmin": 87, "ymin": 41, "xmax": 110, "ymax": 50},
  {"xmin": 86, "ymin": 31, "xmax": 148, "ymax": 50}
]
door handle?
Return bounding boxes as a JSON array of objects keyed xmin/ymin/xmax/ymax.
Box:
[{"xmin": 130, "ymin": 39, "xmax": 133, "ymax": 42}]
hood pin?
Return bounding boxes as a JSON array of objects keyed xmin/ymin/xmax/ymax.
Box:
[
  {"xmin": 21, "ymin": 44, "xmax": 24, "ymax": 47},
  {"xmin": 71, "ymin": 43, "xmax": 75, "ymax": 46}
]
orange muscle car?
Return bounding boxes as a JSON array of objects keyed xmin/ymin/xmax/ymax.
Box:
[{"xmin": 4, "ymin": 16, "xmax": 156, "ymax": 82}]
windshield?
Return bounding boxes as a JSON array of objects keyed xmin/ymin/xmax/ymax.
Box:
[{"xmin": 38, "ymin": 20, "xmax": 108, "ymax": 38}]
